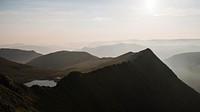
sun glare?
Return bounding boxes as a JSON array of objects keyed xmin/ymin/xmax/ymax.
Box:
[{"xmin": 145, "ymin": 0, "xmax": 156, "ymax": 14}]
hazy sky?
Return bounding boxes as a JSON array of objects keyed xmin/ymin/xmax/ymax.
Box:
[{"xmin": 0, "ymin": 0, "xmax": 200, "ymax": 45}]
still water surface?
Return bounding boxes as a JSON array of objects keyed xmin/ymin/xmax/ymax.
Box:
[{"xmin": 24, "ymin": 80, "xmax": 57, "ymax": 87}]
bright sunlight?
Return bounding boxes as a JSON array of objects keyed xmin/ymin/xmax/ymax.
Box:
[{"xmin": 145, "ymin": 0, "xmax": 157, "ymax": 14}]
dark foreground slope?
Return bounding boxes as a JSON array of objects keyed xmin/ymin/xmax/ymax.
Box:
[
  {"xmin": 27, "ymin": 51, "xmax": 99, "ymax": 69},
  {"xmin": 0, "ymin": 73, "xmax": 37, "ymax": 112},
  {"xmin": 0, "ymin": 48, "xmax": 42, "ymax": 63},
  {"xmin": 36, "ymin": 49, "xmax": 200, "ymax": 112}
]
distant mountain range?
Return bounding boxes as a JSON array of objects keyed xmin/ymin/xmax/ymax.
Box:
[
  {"xmin": 27, "ymin": 51, "xmax": 99, "ymax": 69},
  {"xmin": 150, "ymin": 45, "xmax": 200, "ymax": 59},
  {"xmin": 1, "ymin": 48, "xmax": 200, "ymax": 111},
  {"xmin": 1, "ymin": 47, "xmax": 200, "ymax": 93},
  {"xmin": 81, "ymin": 42, "xmax": 200, "ymax": 59},
  {"xmin": 81, "ymin": 43, "xmax": 146, "ymax": 57},
  {"xmin": 0, "ymin": 43, "xmax": 60, "ymax": 54},
  {"xmin": 0, "ymin": 48, "xmax": 42, "ymax": 63},
  {"xmin": 165, "ymin": 52, "xmax": 200, "ymax": 92},
  {"xmin": 1, "ymin": 45, "xmax": 200, "ymax": 92},
  {"xmin": 1, "ymin": 39, "xmax": 200, "ymax": 60}
]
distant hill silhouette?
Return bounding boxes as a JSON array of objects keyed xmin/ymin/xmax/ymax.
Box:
[
  {"xmin": 80, "ymin": 40, "xmax": 200, "ymax": 59},
  {"xmin": 0, "ymin": 48, "xmax": 42, "ymax": 63},
  {"xmin": 81, "ymin": 43, "xmax": 145, "ymax": 57},
  {"xmin": 0, "ymin": 57, "xmax": 59, "ymax": 83},
  {"xmin": 0, "ymin": 73, "xmax": 37, "ymax": 112},
  {"xmin": 165, "ymin": 52, "xmax": 200, "ymax": 92},
  {"xmin": 35, "ymin": 49, "xmax": 200, "ymax": 112},
  {"xmin": 150, "ymin": 45, "xmax": 200, "ymax": 59},
  {"xmin": 27, "ymin": 51, "xmax": 99, "ymax": 69}
]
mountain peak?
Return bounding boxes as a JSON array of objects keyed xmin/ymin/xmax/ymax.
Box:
[
  {"xmin": 134, "ymin": 48, "xmax": 158, "ymax": 61},
  {"xmin": 117, "ymin": 48, "xmax": 156, "ymax": 63},
  {"xmin": 137, "ymin": 48, "xmax": 154, "ymax": 56},
  {"xmin": 37, "ymin": 48, "xmax": 200, "ymax": 112},
  {"xmin": 140, "ymin": 48, "xmax": 152, "ymax": 53}
]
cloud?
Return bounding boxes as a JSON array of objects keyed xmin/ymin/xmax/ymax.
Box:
[
  {"xmin": 92, "ymin": 17, "xmax": 112, "ymax": 21},
  {"xmin": 150, "ymin": 7, "xmax": 200, "ymax": 17},
  {"xmin": 0, "ymin": 10, "xmax": 83, "ymax": 22}
]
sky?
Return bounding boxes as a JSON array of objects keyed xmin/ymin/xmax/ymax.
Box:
[{"xmin": 0, "ymin": 0, "xmax": 200, "ymax": 46}]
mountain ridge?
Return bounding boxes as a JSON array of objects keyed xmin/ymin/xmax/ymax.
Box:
[
  {"xmin": 36, "ymin": 48, "xmax": 200, "ymax": 112},
  {"xmin": 27, "ymin": 51, "xmax": 99, "ymax": 69}
]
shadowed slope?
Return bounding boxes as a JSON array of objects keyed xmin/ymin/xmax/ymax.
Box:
[{"xmin": 0, "ymin": 73, "xmax": 37, "ymax": 112}]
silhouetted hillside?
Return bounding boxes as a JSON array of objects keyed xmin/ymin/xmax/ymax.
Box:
[
  {"xmin": 81, "ymin": 43, "xmax": 145, "ymax": 57},
  {"xmin": 165, "ymin": 52, "xmax": 200, "ymax": 92},
  {"xmin": 0, "ymin": 57, "xmax": 59, "ymax": 83},
  {"xmin": 0, "ymin": 73, "xmax": 37, "ymax": 112},
  {"xmin": 36, "ymin": 49, "xmax": 200, "ymax": 112},
  {"xmin": 0, "ymin": 48, "xmax": 42, "ymax": 63},
  {"xmin": 27, "ymin": 51, "xmax": 99, "ymax": 69}
]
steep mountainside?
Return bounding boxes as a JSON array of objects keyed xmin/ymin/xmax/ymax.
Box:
[
  {"xmin": 36, "ymin": 49, "xmax": 200, "ymax": 112},
  {"xmin": 0, "ymin": 57, "xmax": 59, "ymax": 83},
  {"xmin": 27, "ymin": 51, "xmax": 99, "ymax": 69},
  {"xmin": 165, "ymin": 52, "xmax": 200, "ymax": 92},
  {"xmin": 0, "ymin": 73, "xmax": 37, "ymax": 112},
  {"xmin": 0, "ymin": 48, "xmax": 42, "ymax": 63},
  {"xmin": 81, "ymin": 43, "xmax": 145, "ymax": 57}
]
